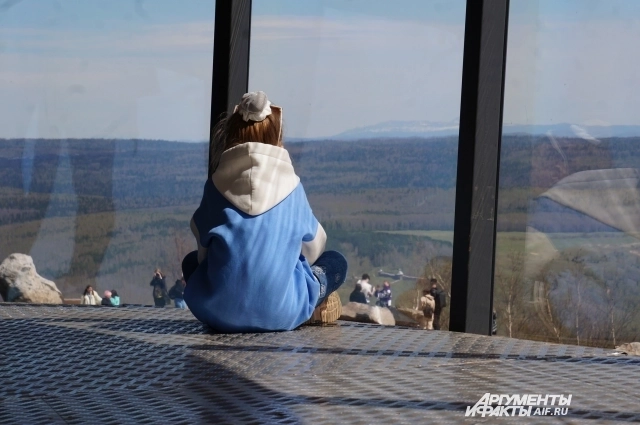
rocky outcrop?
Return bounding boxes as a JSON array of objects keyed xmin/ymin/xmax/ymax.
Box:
[
  {"xmin": 615, "ymin": 342, "xmax": 640, "ymax": 356},
  {"xmin": 397, "ymin": 307, "xmax": 434, "ymax": 330},
  {"xmin": 388, "ymin": 307, "xmax": 421, "ymax": 328},
  {"xmin": 0, "ymin": 254, "xmax": 63, "ymax": 304},
  {"xmin": 340, "ymin": 302, "xmax": 395, "ymax": 326}
]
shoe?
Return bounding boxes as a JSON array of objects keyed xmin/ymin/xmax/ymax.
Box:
[{"xmin": 304, "ymin": 292, "xmax": 342, "ymax": 325}]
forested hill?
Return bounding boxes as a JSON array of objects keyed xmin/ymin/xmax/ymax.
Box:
[
  {"xmin": 1, "ymin": 135, "xmax": 639, "ymax": 227},
  {"xmin": 0, "ymin": 137, "xmax": 460, "ymax": 224}
]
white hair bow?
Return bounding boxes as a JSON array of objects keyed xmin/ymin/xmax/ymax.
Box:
[{"xmin": 233, "ymin": 91, "xmax": 272, "ymax": 122}]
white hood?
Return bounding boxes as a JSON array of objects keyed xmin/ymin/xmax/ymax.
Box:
[{"xmin": 212, "ymin": 142, "xmax": 300, "ymax": 216}]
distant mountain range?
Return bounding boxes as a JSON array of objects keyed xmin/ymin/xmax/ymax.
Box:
[{"xmin": 327, "ymin": 121, "xmax": 640, "ymax": 140}]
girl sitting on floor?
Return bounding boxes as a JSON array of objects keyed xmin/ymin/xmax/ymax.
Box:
[{"xmin": 182, "ymin": 91, "xmax": 347, "ymax": 332}]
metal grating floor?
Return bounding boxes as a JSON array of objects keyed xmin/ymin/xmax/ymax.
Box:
[{"xmin": 1, "ymin": 304, "xmax": 639, "ymax": 424}]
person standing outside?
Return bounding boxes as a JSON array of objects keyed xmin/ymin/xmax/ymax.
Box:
[
  {"xmin": 357, "ymin": 274, "xmax": 374, "ymax": 304},
  {"xmin": 101, "ymin": 290, "xmax": 114, "ymax": 307},
  {"xmin": 169, "ymin": 274, "xmax": 187, "ymax": 309},
  {"xmin": 376, "ymin": 281, "xmax": 392, "ymax": 308},
  {"xmin": 80, "ymin": 285, "xmax": 102, "ymax": 305},
  {"xmin": 430, "ymin": 278, "xmax": 447, "ymax": 330},
  {"xmin": 420, "ymin": 289, "xmax": 435, "ymax": 330},
  {"xmin": 374, "ymin": 285, "xmax": 382, "ymax": 306},
  {"xmin": 110, "ymin": 290, "xmax": 121, "ymax": 306},
  {"xmin": 349, "ymin": 283, "xmax": 368, "ymax": 304},
  {"xmin": 150, "ymin": 268, "xmax": 169, "ymax": 308}
]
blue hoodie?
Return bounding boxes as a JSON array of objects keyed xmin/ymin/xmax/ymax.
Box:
[{"xmin": 184, "ymin": 142, "xmax": 326, "ymax": 332}]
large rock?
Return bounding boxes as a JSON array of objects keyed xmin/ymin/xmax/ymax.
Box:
[
  {"xmin": 0, "ymin": 254, "xmax": 63, "ymax": 304},
  {"xmin": 388, "ymin": 307, "xmax": 421, "ymax": 328},
  {"xmin": 396, "ymin": 307, "xmax": 434, "ymax": 330},
  {"xmin": 340, "ymin": 302, "xmax": 395, "ymax": 326},
  {"xmin": 615, "ymin": 342, "xmax": 640, "ymax": 356}
]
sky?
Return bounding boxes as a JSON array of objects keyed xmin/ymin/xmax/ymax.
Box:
[
  {"xmin": 0, "ymin": 0, "xmax": 216, "ymax": 141},
  {"xmin": 1, "ymin": 0, "xmax": 640, "ymax": 140}
]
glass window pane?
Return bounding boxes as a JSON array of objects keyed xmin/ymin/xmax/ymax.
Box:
[
  {"xmin": 250, "ymin": 0, "xmax": 466, "ymax": 329},
  {"xmin": 0, "ymin": 1, "xmax": 214, "ymax": 305},
  {"xmin": 495, "ymin": 0, "xmax": 640, "ymax": 346}
]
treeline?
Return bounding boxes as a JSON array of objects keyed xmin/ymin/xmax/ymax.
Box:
[
  {"xmin": 495, "ymin": 248, "xmax": 640, "ymax": 348},
  {"xmin": 2, "ymin": 136, "xmax": 640, "ymax": 231}
]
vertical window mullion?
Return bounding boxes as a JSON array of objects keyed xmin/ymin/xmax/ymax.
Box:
[{"xmin": 450, "ymin": 0, "xmax": 510, "ymax": 335}]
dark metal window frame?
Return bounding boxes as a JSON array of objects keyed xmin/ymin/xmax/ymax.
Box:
[
  {"xmin": 450, "ymin": 0, "xmax": 510, "ymax": 335},
  {"xmin": 209, "ymin": 0, "xmax": 252, "ymax": 178},
  {"xmin": 212, "ymin": 0, "xmax": 510, "ymax": 335}
]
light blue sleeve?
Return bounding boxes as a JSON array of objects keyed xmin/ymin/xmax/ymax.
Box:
[{"xmin": 297, "ymin": 184, "xmax": 326, "ymax": 264}]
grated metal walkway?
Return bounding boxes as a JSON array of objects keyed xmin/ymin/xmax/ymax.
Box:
[{"xmin": 1, "ymin": 304, "xmax": 639, "ymax": 424}]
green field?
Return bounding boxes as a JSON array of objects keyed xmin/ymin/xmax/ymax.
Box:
[
  {"xmin": 378, "ymin": 230, "xmax": 454, "ymax": 244},
  {"xmin": 379, "ymin": 229, "xmax": 638, "ymax": 260}
]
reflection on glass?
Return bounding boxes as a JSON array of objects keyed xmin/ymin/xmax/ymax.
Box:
[
  {"xmin": 495, "ymin": 0, "xmax": 640, "ymax": 346},
  {"xmin": 0, "ymin": 1, "xmax": 214, "ymax": 305},
  {"xmin": 250, "ymin": 0, "xmax": 466, "ymax": 329}
]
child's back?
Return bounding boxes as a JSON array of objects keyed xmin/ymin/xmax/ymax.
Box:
[{"xmin": 182, "ymin": 92, "xmax": 347, "ymax": 332}]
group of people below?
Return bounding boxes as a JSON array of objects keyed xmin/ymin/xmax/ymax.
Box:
[
  {"xmin": 80, "ymin": 285, "xmax": 120, "ymax": 307},
  {"xmin": 78, "ymin": 267, "xmax": 187, "ymax": 309},
  {"xmin": 349, "ymin": 274, "xmax": 393, "ymax": 307},
  {"xmin": 150, "ymin": 268, "xmax": 187, "ymax": 309},
  {"xmin": 348, "ymin": 274, "xmax": 450, "ymax": 331}
]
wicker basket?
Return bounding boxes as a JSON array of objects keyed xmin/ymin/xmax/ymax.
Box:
[{"xmin": 304, "ymin": 292, "xmax": 342, "ymax": 325}]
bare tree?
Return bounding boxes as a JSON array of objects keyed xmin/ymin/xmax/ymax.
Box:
[
  {"xmin": 605, "ymin": 286, "xmax": 616, "ymax": 346},
  {"xmin": 494, "ymin": 252, "xmax": 525, "ymax": 338},
  {"xmin": 575, "ymin": 274, "xmax": 583, "ymax": 345},
  {"xmin": 174, "ymin": 230, "xmax": 190, "ymax": 272},
  {"xmin": 543, "ymin": 281, "xmax": 564, "ymax": 344}
]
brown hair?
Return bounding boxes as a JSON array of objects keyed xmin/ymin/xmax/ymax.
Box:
[{"xmin": 209, "ymin": 106, "xmax": 283, "ymax": 177}]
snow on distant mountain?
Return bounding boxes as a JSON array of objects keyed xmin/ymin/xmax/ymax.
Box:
[
  {"xmin": 504, "ymin": 124, "xmax": 640, "ymax": 139},
  {"xmin": 329, "ymin": 121, "xmax": 640, "ymax": 140},
  {"xmin": 332, "ymin": 120, "xmax": 460, "ymax": 140}
]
